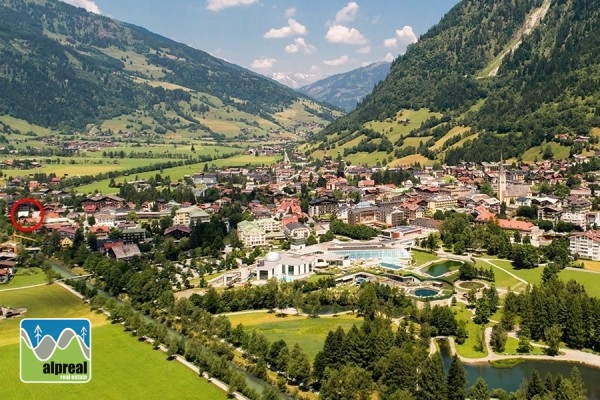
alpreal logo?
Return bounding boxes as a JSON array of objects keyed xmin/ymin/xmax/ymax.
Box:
[{"xmin": 20, "ymin": 318, "xmax": 91, "ymax": 383}]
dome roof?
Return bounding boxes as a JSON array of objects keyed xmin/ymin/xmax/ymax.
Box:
[{"xmin": 265, "ymin": 251, "xmax": 281, "ymax": 262}]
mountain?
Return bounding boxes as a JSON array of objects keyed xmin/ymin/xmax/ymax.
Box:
[
  {"xmin": 306, "ymin": 0, "xmax": 600, "ymax": 166},
  {"xmin": 0, "ymin": 0, "xmax": 340, "ymax": 138},
  {"xmin": 299, "ymin": 62, "xmax": 391, "ymax": 112}
]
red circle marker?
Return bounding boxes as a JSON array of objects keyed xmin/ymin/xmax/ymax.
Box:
[{"xmin": 10, "ymin": 198, "xmax": 45, "ymax": 233}]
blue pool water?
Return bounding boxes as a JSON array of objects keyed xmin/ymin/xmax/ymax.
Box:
[{"xmin": 332, "ymin": 248, "xmax": 411, "ymax": 269}]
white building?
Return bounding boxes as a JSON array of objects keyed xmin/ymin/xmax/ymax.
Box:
[
  {"xmin": 237, "ymin": 221, "xmax": 267, "ymax": 247},
  {"xmin": 253, "ymin": 251, "xmax": 314, "ymax": 281},
  {"xmin": 174, "ymin": 206, "xmax": 210, "ymax": 227},
  {"xmin": 570, "ymin": 231, "xmax": 600, "ymax": 260}
]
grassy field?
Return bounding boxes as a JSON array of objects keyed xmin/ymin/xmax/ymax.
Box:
[
  {"xmin": 581, "ymin": 259, "xmax": 600, "ymax": 272},
  {"xmin": 76, "ymin": 154, "xmax": 281, "ymax": 194},
  {"xmin": 431, "ymin": 126, "xmax": 470, "ymax": 151},
  {"xmin": 411, "ymin": 249, "xmax": 440, "ymax": 267},
  {"xmin": 345, "ymin": 151, "xmax": 389, "ymax": 166},
  {"xmin": 501, "ymin": 336, "xmax": 545, "ymax": 356},
  {"xmin": 0, "ymin": 285, "xmax": 227, "ymax": 399},
  {"xmin": 521, "ymin": 141, "xmax": 571, "ymax": 162},
  {"xmin": 0, "ymin": 115, "xmax": 54, "ymax": 136},
  {"xmin": 226, "ymin": 311, "xmax": 362, "ymax": 360},
  {"xmin": 478, "ymin": 257, "xmax": 600, "ymax": 297},
  {"xmin": 390, "ymin": 154, "xmax": 432, "ymax": 167},
  {"xmin": 453, "ymin": 304, "xmax": 488, "ymax": 359},
  {"xmin": 0, "ymin": 268, "xmax": 46, "ymax": 290}
]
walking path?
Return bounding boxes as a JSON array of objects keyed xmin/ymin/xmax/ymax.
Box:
[
  {"xmin": 439, "ymin": 327, "xmax": 600, "ymax": 369},
  {"xmin": 0, "ymin": 282, "xmax": 47, "ymax": 292},
  {"xmin": 477, "ymin": 258, "xmax": 529, "ymax": 286}
]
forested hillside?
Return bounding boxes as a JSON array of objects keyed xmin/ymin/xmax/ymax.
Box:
[
  {"xmin": 308, "ymin": 0, "xmax": 600, "ymax": 165},
  {"xmin": 0, "ymin": 0, "xmax": 338, "ymax": 135}
]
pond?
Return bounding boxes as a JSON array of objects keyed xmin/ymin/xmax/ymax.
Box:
[
  {"xmin": 424, "ymin": 260, "xmax": 463, "ymax": 277},
  {"xmin": 413, "ymin": 288, "xmax": 439, "ymax": 298},
  {"xmin": 439, "ymin": 340, "xmax": 600, "ymax": 399}
]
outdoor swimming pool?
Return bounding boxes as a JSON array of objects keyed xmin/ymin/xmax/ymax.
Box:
[{"xmin": 331, "ymin": 248, "xmax": 411, "ymax": 269}]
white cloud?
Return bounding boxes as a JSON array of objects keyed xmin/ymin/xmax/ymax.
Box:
[
  {"xmin": 383, "ymin": 26, "xmax": 418, "ymax": 53},
  {"xmin": 206, "ymin": 0, "xmax": 258, "ymax": 12},
  {"xmin": 335, "ymin": 2, "xmax": 359, "ymax": 23},
  {"xmin": 356, "ymin": 46, "xmax": 371, "ymax": 54},
  {"xmin": 323, "ymin": 55, "xmax": 350, "ymax": 66},
  {"xmin": 325, "ymin": 25, "xmax": 367, "ymax": 45},
  {"xmin": 264, "ymin": 19, "xmax": 307, "ymax": 39},
  {"xmin": 383, "ymin": 38, "xmax": 397, "ymax": 48},
  {"xmin": 251, "ymin": 58, "xmax": 276, "ymax": 69},
  {"xmin": 60, "ymin": 0, "xmax": 101, "ymax": 14},
  {"xmin": 284, "ymin": 38, "xmax": 316, "ymax": 55},
  {"xmin": 284, "ymin": 7, "xmax": 296, "ymax": 18},
  {"xmin": 383, "ymin": 52, "xmax": 395, "ymax": 62}
]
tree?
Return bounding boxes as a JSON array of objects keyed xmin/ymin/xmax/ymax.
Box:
[
  {"xmin": 261, "ymin": 387, "xmax": 280, "ymax": 400},
  {"xmin": 446, "ymin": 354, "xmax": 466, "ymax": 400},
  {"xmin": 544, "ymin": 324, "xmax": 562, "ymax": 356},
  {"xmin": 455, "ymin": 320, "xmax": 468, "ymax": 345},
  {"xmin": 357, "ymin": 283, "xmax": 377, "ymax": 320},
  {"xmin": 469, "ymin": 377, "xmax": 489, "ymax": 400},
  {"xmin": 320, "ymin": 365, "xmax": 373, "ymax": 400},
  {"xmin": 517, "ymin": 326, "xmax": 532, "ymax": 354},
  {"xmin": 86, "ymin": 233, "xmax": 98, "ymax": 251},
  {"xmin": 417, "ymin": 353, "xmax": 447, "ymax": 400},
  {"xmin": 287, "ymin": 344, "xmax": 311, "ymax": 384},
  {"xmin": 489, "ymin": 324, "xmax": 507, "ymax": 353},
  {"xmin": 426, "ymin": 233, "xmax": 440, "ymax": 252},
  {"xmin": 306, "ymin": 234, "xmax": 318, "ymax": 246},
  {"xmin": 526, "ymin": 370, "xmax": 546, "ymax": 399},
  {"xmin": 473, "ymin": 298, "xmax": 491, "ymax": 325}
]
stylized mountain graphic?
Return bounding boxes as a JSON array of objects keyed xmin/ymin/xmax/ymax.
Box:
[{"xmin": 21, "ymin": 328, "xmax": 90, "ymax": 361}]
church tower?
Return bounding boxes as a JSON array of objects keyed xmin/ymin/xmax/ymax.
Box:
[{"xmin": 498, "ymin": 153, "xmax": 506, "ymax": 204}]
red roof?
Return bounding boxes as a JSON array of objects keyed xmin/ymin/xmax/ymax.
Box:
[{"xmin": 497, "ymin": 219, "xmax": 534, "ymax": 232}]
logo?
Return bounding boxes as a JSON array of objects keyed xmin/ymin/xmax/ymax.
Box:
[{"xmin": 20, "ymin": 318, "xmax": 91, "ymax": 383}]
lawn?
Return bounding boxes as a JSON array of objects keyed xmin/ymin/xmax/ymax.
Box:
[
  {"xmin": 0, "ymin": 285, "xmax": 227, "ymax": 399},
  {"xmin": 452, "ymin": 305, "xmax": 488, "ymax": 359},
  {"xmin": 0, "ymin": 268, "xmax": 46, "ymax": 289},
  {"xmin": 411, "ymin": 249, "xmax": 440, "ymax": 267},
  {"xmin": 226, "ymin": 311, "xmax": 362, "ymax": 360},
  {"xmin": 474, "ymin": 259, "xmax": 522, "ymax": 291},
  {"xmin": 581, "ymin": 260, "xmax": 600, "ymax": 272},
  {"xmin": 478, "ymin": 257, "xmax": 600, "ymax": 298},
  {"xmin": 501, "ymin": 336, "xmax": 545, "ymax": 356}
]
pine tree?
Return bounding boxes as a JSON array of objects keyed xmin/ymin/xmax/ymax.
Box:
[
  {"xmin": 287, "ymin": 343, "xmax": 311, "ymax": 384},
  {"xmin": 417, "ymin": 353, "xmax": 447, "ymax": 400},
  {"xmin": 446, "ymin": 354, "xmax": 466, "ymax": 400},
  {"xmin": 526, "ymin": 370, "xmax": 546, "ymax": 399},
  {"xmin": 469, "ymin": 377, "xmax": 489, "ymax": 400},
  {"xmin": 490, "ymin": 324, "xmax": 507, "ymax": 353},
  {"xmin": 517, "ymin": 326, "xmax": 532, "ymax": 354}
]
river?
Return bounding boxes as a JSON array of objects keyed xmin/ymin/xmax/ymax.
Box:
[{"xmin": 439, "ymin": 340, "xmax": 600, "ymax": 399}]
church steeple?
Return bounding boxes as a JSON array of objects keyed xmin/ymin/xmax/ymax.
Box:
[{"xmin": 498, "ymin": 152, "xmax": 506, "ymax": 204}]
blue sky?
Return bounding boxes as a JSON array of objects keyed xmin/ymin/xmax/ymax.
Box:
[{"xmin": 61, "ymin": 0, "xmax": 461, "ymax": 87}]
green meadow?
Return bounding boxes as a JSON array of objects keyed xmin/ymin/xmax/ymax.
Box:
[
  {"xmin": 76, "ymin": 154, "xmax": 281, "ymax": 194},
  {"xmin": 226, "ymin": 311, "xmax": 362, "ymax": 360},
  {"xmin": 0, "ymin": 285, "xmax": 227, "ymax": 399}
]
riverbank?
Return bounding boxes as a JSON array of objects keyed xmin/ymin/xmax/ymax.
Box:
[{"xmin": 439, "ymin": 326, "xmax": 600, "ymax": 370}]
